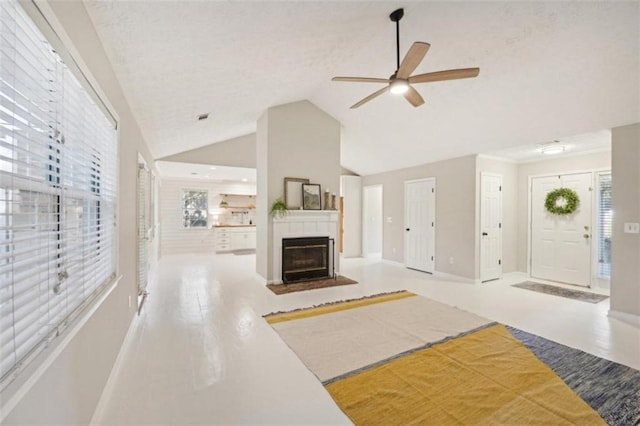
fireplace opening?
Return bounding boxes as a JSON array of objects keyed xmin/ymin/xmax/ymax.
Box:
[{"xmin": 282, "ymin": 236, "xmax": 331, "ymax": 283}]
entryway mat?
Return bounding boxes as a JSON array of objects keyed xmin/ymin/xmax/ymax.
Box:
[{"xmin": 512, "ymin": 281, "xmax": 608, "ymax": 304}]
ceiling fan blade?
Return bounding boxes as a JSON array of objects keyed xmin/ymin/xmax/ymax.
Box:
[
  {"xmin": 396, "ymin": 42, "xmax": 430, "ymax": 79},
  {"xmin": 409, "ymin": 68, "xmax": 480, "ymax": 84},
  {"xmin": 403, "ymin": 86, "xmax": 425, "ymax": 107},
  {"xmin": 332, "ymin": 77, "xmax": 390, "ymax": 84},
  {"xmin": 350, "ymin": 86, "xmax": 389, "ymax": 109}
]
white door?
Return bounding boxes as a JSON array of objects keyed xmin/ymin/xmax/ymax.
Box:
[
  {"xmin": 362, "ymin": 185, "xmax": 382, "ymax": 257},
  {"xmin": 404, "ymin": 179, "xmax": 435, "ymax": 273},
  {"xmin": 480, "ymin": 173, "xmax": 503, "ymax": 282},
  {"xmin": 531, "ymin": 173, "xmax": 592, "ymax": 286}
]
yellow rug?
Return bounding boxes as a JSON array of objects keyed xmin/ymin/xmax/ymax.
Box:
[{"xmin": 325, "ymin": 324, "xmax": 604, "ymax": 425}]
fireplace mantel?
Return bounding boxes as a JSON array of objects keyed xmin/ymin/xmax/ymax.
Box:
[{"xmin": 272, "ymin": 210, "xmax": 339, "ymax": 284}]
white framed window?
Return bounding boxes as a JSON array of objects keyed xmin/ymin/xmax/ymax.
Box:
[
  {"xmin": 182, "ymin": 189, "xmax": 208, "ymax": 228},
  {"xmin": 0, "ymin": 0, "xmax": 117, "ymax": 384}
]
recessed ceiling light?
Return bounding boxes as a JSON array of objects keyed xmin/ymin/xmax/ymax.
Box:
[
  {"xmin": 242, "ymin": 178, "xmax": 248, "ymax": 182},
  {"xmin": 209, "ymin": 166, "xmax": 217, "ymax": 170},
  {"xmin": 197, "ymin": 113, "xmax": 209, "ymax": 121}
]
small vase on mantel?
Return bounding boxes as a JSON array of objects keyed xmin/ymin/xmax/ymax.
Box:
[
  {"xmin": 331, "ymin": 193, "xmax": 336, "ymax": 210},
  {"xmin": 324, "ymin": 191, "xmax": 330, "ymax": 211}
]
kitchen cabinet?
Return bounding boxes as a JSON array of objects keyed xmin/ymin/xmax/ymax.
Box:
[{"xmin": 215, "ymin": 226, "xmax": 256, "ymax": 252}]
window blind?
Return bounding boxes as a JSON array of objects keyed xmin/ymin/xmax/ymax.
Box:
[
  {"xmin": 137, "ymin": 164, "xmax": 148, "ymax": 295},
  {"xmin": 0, "ymin": 0, "xmax": 117, "ymax": 383},
  {"xmin": 597, "ymin": 172, "xmax": 612, "ymax": 279}
]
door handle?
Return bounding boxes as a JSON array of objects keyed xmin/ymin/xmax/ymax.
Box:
[
  {"xmin": 583, "ymin": 234, "xmax": 590, "ymax": 239},
  {"xmin": 482, "ymin": 232, "xmax": 488, "ymax": 236},
  {"xmin": 405, "ymin": 228, "xmax": 410, "ymax": 231}
]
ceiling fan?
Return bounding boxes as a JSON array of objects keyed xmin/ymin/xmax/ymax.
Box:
[{"xmin": 332, "ymin": 8, "xmax": 480, "ymax": 109}]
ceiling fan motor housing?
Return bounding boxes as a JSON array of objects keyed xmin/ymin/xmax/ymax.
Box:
[{"xmin": 389, "ymin": 8, "xmax": 404, "ymax": 22}]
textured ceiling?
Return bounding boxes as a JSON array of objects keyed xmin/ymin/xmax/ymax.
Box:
[{"xmin": 84, "ymin": 1, "xmax": 639, "ymax": 176}]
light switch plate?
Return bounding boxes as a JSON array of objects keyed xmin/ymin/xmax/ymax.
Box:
[{"xmin": 623, "ymin": 222, "xmax": 640, "ymax": 234}]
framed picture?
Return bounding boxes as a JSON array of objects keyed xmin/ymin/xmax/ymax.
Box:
[
  {"xmin": 284, "ymin": 177, "xmax": 310, "ymax": 210},
  {"xmin": 302, "ymin": 183, "xmax": 321, "ymax": 210}
]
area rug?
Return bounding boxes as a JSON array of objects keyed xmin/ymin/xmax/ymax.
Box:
[
  {"xmin": 266, "ymin": 275, "xmax": 357, "ymax": 295},
  {"xmin": 264, "ymin": 291, "xmax": 639, "ymax": 425},
  {"xmin": 512, "ymin": 281, "xmax": 609, "ymax": 303}
]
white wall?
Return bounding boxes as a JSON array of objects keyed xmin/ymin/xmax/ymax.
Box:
[
  {"xmin": 159, "ymin": 133, "xmax": 256, "ymax": 168},
  {"xmin": 515, "ymin": 151, "xmax": 611, "ymax": 272},
  {"xmin": 256, "ymin": 100, "xmax": 341, "ymax": 281},
  {"xmin": 159, "ymin": 178, "xmax": 256, "ymax": 256},
  {"xmin": 362, "ymin": 155, "xmax": 477, "ymax": 279},
  {"xmin": 362, "ymin": 184, "xmax": 383, "ymax": 256},
  {"xmin": 340, "ymin": 175, "xmax": 362, "ymax": 257},
  {"xmin": 610, "ymin": 123, "xmax": 640, "ymax": 319},
  {"xmin": 2, "ymin": 1, "xmax": 157, "ymax": 424}
]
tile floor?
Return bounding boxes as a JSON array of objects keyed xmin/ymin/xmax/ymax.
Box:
[{"xmin": 95, "ymin": 253, "xmax": 640, "ymax": 425}]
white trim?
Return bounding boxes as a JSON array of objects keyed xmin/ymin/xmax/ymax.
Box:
[
  {"xmin": 403, "ymin": 177, "xmax": 436, "ymax": 273},
  {"xmin": 480, "ymin": 173, "xmax": 503, "ymax": 282},
  {"xmin": 0, "ymin": 276, "xmax": 123, "ymax": 423},
  {"xmin": 476, "ymin": 153, "xmax": 517, "ymax": 164},
  {"xmin": 90, "ymin": 306, "xmax": 140, "ymax": 425},
  {"xmin": 527, "ymin": 168, "xmax": 608, "ymax": 286},
  {"xmin": 381, "ymin": 258, "xmax": 405, "ymax": 268},
  {"xmin": 608, "ymin": 310, "xmax": 640, "ymax": 328},
  {"xmin": 433, "ymin": 271, "xmax": 480, "ymax": 284}
]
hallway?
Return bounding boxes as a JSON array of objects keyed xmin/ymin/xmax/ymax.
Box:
[{"xmin": 94, "ymin": 254, "xmax": 640, "ymax": 425}]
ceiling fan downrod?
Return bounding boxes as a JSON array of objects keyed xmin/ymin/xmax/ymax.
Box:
[{"xmin": 389, "ymin": 8, "xmax": 404, "ymax": 72}]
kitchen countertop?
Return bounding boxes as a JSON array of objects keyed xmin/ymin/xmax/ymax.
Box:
[{"xmin": 214, "ymin": 224, "xmax": 256, "ymax": 228}]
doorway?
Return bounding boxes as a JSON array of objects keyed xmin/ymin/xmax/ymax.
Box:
[
  {"xmin": 480, "ymin": 173, "xmax": 503, "ymax": 282},
  {"xmin": 404, "ymin": 178, "xmax": 435, "ymax": 273},
  {"xmin": 530, "ymin": 172, "xmax": 593, "ymax": 287},
  {"xmin": 362, "ymin": 185, "xmax": 383, "ymax": 258}
]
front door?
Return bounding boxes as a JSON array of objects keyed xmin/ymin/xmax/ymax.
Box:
[
  {"xmin": 531, "ymin": 173, "xmax": 592, "ymax": 286},
  {"xmin": 404, "ymin": 179, "xmax": 435, "ymax": 273}
]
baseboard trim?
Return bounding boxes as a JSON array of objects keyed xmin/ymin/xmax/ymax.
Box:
[
  {"xmin": 90, "ymin": 309, "xmax": 140, "ymax": 425},
  {"xmin": 608, "ymin": 310, "xmax": 640, "ymax": 328},
  {"xmin": 433, "ymin": 271, "xmax": 480, "ymax": 284},
  {"xmin": 381, "ymin": 259, "xmax": 405, "ymax": 268}
]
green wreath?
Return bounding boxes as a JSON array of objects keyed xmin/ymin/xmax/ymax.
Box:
[{"xmin": 545, "ymin": 188, "xmax": 580, "ymax": 215}]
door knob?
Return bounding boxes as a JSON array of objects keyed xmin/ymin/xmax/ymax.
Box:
[
  {"xmin": 405, "ymin": 228, "xmax": 410, "ymax": 231},
  {"xmin": 482, "ymin": 232, "xmax": 488, "ymax": 236},
  {"xmin": 583, "ymin": 234, "xmax": 590, "ymax": 239}
]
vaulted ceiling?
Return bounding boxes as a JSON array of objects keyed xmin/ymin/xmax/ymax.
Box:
[{"xmin": 84, "ymin": 1, "xmax": 639, "ymax": 176}]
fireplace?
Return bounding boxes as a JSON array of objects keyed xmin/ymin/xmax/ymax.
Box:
[{"xmin": 282, "ymin": 236, "xmax": 331, "ymax": 283}]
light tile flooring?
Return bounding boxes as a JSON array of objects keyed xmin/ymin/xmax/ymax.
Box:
[{"xmin": 95, "ymin": 253, "xmax": 640, "ymax": 425}]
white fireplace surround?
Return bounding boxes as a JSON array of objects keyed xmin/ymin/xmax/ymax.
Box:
[{"xmin": 272, "ymin": 210, "xmax": 339, "ymax": 284}]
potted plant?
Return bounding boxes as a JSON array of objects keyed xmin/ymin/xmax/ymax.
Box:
[{"xmin": 269, "ymin": 198, "xmax": 288, "ymax": 219}]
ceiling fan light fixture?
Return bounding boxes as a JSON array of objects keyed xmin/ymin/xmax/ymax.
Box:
[{"xmin": 390, "ymin": 79, "xmax": 409, "ymax": 95}]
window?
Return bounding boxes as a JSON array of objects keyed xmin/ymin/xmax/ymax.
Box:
[
  {"xmin": 597, "ymin": 172, "xmax": 612, "ymax": 279},
  {"xmin": 0, "ymin": 0, "xmax": 117, "ymax": 383},
  {"xmin": 182, "ymin": 190, "xmax": 208, "ymax": 228}
]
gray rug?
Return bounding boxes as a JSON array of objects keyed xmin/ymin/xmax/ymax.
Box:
[
  {"xmin": 512, "ymin": 281, "xmax": 608, "ymax": 303},
  {"xmin": 509, "ymin": 326, "xmax": 640, "ymax": 425}
]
